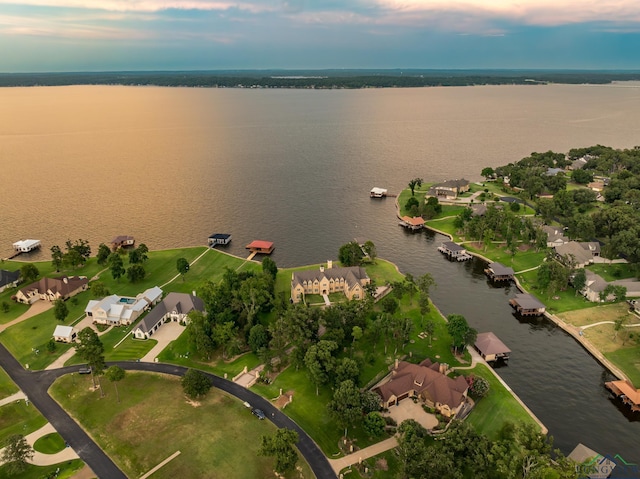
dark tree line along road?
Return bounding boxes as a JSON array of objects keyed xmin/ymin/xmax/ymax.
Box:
[{"xmin": 0, "ymin": 343, "xmax": 336, "ymax": 479}]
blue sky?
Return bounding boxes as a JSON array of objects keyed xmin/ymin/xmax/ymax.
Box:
[{"xmin": 1, "ymin": 0, "xmax": 639, "ymax": 72}]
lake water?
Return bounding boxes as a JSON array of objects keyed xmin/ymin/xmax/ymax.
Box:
[{"xmin": 1, "ymin": 84, "xmax": 640, "ymax": 460}]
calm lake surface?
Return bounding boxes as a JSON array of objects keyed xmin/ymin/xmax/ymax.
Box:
[{"xmin": 2, "ymin": 84, "xmax": 640, "ymax": 459}]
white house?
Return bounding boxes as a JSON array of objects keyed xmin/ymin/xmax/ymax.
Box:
[
  {"xmin": 85, "ymin": 286, "xmax": 163, "ymax": 326},
  {"xmin": 132, "ymin": 292, "xmax": 205, "ymax": 339},
  {"xmin": 53, "ymin": 325, "xmax": 76, "ymax": 343}
]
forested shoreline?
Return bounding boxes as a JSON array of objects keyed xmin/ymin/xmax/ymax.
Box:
[{"xmin": 2, "ymin": 70, "xmax": 640, "ymax": 88}]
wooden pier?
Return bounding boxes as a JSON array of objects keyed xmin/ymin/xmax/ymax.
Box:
[{"xmin": 437, "ymin": 241, "xmax": 472, "ymax": 261}]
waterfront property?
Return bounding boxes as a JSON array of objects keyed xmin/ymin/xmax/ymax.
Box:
[
  {"xmin": 605, "ymin": 380, "xmax": 640, "ymax": 413},
  {"xmin": 12, "ymin": 239, "xmax": 41, "ymax": 252},
  {"xmin": 14, "ymin": 276, "xmax": 88, "ymax": 305},
  {"xmin": 208, "ymin": 233, "xmax": 232, "ymax": 246},
  {"xmin": 509, "ymin": 293, "xmax": 546, "ymax": 316},
  {"xmin": 370, "ymin": 187, "xmax": 388, "ymax": 198},
  {"xmin": 399, "ymin": 216, "xmax": 425, "ymax": 231},
  {"xmin": 245, "ymin": 240, "xmax": 274, "ymax": 254},
  {"xmin": 373, "ymin": 359, "xmax": 468, "ymax": 418},
  {"xmin": 542, "ymin": 225, "xmax": 569, "ymax": 248},
  {"xmin": 110, "ymin": 235, "xmax": 135, "ymax": 250},
  {"xmin": 0, "ymin": 269, "xmax": 20, "ymax": 293},
  {"xmin": 290, "ymin": 261, "xmax": 370, "ymax": 304},
  {"xmin": 85, "ymin": 286, "xmax": 163, "ymax": 326},
  {"xmin": 475, "ymin": 332, "xmax": 511, "ymax": 362},
  {"xmin": 52, "ymin": 325, "xmax": 76, "ymax": 343},
  {"xmin": 132, "ymin": 292, "xmax": 205, "ymax": 339},
  {"xmin": 426, "ymin": 179, "xmax": 470, "ymax": 200},
  {"xmin": 484, "ymin": 262, "xmax": 514, "ymax": 282},
  {"xmin": 554, "ymin": 241, "xmax": 598, "ymax": 268},
  {"xmin": 438, "ymin": 241, "xmax": 473, "ymax": 261}
]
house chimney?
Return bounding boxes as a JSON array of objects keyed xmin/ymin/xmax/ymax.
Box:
[
  {"xmin": 192, "ymin": 291, "xmax": 196, "ymax": 297},
  {"xmin": 327, "ymin": 260, "xmax": 333, "ymax": 269},
  {"xmin": 394, "ymin": 358, "xmax": 398, "ymax": 369},
  {"xmin": 63, "ymin": 277, "xmax": 68, "ymax": 284},
  {"xmin": 320, "ymin": 265, "xmax": 324, "ymax": 273}
]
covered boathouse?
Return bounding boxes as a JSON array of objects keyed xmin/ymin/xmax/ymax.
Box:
[
  {"xmin": 438, "ymin": 241, "xmax": 472, "ymax": 261},
  {"xmin": 245, "ymin": 240, "xmax": 274, "ymax": 254},
  {"xmin": 484, "ymin": 262, "xmax": 515, "ymax": 282},
  {"xmin": 474, "ymin": 332, "xmax": 511, "ymax": 362},
  {"xmin": 605, "ymin": 380, "xmax": 640, "ymax": 412},
  {"xmin": 509, "ymin": 293, "xmax": 546, "ymax": 316},
  {"xmin": 399, "ymin": 216, "xmax": 425, "ymax": 231},
  {"xmin": 208, "ymin": 233, "xmax": 232, "ymax": 246}
]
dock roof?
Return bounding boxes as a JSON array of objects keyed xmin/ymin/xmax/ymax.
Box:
[
  {"xmin": 475, "ymin": 332, "xmax": 511, "ymax": 357},
  {"xmin": 512, "ymin": 293, "xmax": 545, "ymax": 310},
  {"xmin": 246, "ymin": 240, "xmax": 273, "ymax": 249},
  {"xmin": 442, "ymin": 241, "xmax": 466, "ymax": 252},
  {"xmin": 487, "ymin": 262, "xmax": 514, "ymax": 276},
  {"xmin": 209, "ymin": 233, "xmax": 231, "ymax": 240}
]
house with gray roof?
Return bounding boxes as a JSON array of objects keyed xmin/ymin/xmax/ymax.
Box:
[
  {"xmin": 542, "ymin": 225, "xmax": 569, "ymax": 248},
  {"xmin": 0, "ymin": 269, "xmax": 20, "ymax": 293},
  {"xmin": 554, "ymin": 241, "xmax": 595, "ymax": 268},
  {"xmin": 291, "ymin": 261, "xmax": 370, "ymax": 304},
  {"xmin": 85, "ymin": 286, "xmax": 163, "ymax": 326},
  {"xmin": 426, "ymin": 179, "xmax": 470, "ymax": 200},
  {"xmin": 484, "ymin": 262, "xmax": 514, "ymax": 282},
  {"xmin": 132, "ymin": 292, "xmax": 205, "ymax": 339}
]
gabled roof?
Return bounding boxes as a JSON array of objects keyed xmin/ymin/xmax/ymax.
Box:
[
  {"xmin": 53, "ymin": 325, "xmax": 74, "ymax": 338},
  {"xmin": 555, "ymin": 241, "xmax": 593, "ymax": 265},
  {"xmin": 475, "ymin": 332, "xmax": 511, "ymax": 356},
  {"xmin": 606, "ymin": 380, "xmax": 640, "ymax": 406},
  {"xmin": 584, "ymin": 270, "xmax": 608, "ymax": 293},
  {"xmin": 375, "ymin": 361, "xmax": 468, "ymax": 409},
  {"xmin": 292, "ymin": 266, "xmax": 369, "ymax": 290},
  {"xmin": 20, "ymin": 276, "xmax": 87, "ymax": 298},
  {"xmin": 139, "ymin": 286, "xmax": 163, "ymax": 304},
  {"xmin": 0, "ymin": 269, "xmax": 20, "ymax": 288},
  {"xmin": 111, "ymin": 235, "xmax": 134, "ymax": 244},
  {"xmin": 542, "ymin": 225, "xmax": 568, "ymax": 244},
  {"xmin": 209, "ymin": 233, "xmax": 231, "ymax": 240},
  {"xmin": 438, "ymin": 178, "xmax": 470, "ymax": 189},
  {"xmin": 135, "ymin": 292, "xmax": 205, "ymax": 334},
  {"xmin": 401, "ymin": 216, "xmax": 425, "ymax": 227}
]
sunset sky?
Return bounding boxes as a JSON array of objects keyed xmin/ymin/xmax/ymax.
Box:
[{"xmin": 1, "ymin": 0, "xmax": 639, "ymax": 72}]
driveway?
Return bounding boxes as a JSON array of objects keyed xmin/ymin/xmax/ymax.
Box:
[
  {"xmin": 0, "ymin": 300, "xmax": 53, "ymax": 333},
  {"xmin": 384, "ymin": 399, "xmax": 438, "ymax": 431},
  {"xmin": 140, "ymin": 322, "xmax": 185, "ymax": 362}
]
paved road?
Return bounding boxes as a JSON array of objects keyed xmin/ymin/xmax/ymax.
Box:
[
  {"xmin": 0, "ymin": 343, "xmax": 127, "ymax": 479},
  {"xmin": 0, "ymin": 343, "xmax": 336, "ymax": 479}
]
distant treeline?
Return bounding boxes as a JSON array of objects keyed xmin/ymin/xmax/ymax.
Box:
[{"xmin": 1, "ymin": 70, "xmax": 640, "ymax": 88}]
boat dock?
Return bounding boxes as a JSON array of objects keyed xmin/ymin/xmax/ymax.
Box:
[{"xmin": 437, "ymin": 241, "xmax": 472, "ymax": 261}]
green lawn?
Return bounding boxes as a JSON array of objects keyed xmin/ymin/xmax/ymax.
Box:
[
  {"xmin": 465, "ymin": 364, "xmax": 540, "ymax": 441},
  {"xmin": 0, "ymin": 300, "xmax": 30, "ymax": 325},
  {"xmin": 605, "ymin": 347, "xmax": 640, "ymax": 386},
  {"xmin": 365, "ymin": 259, "xmax": 405, "ymax": 285},
  {"xmin": 0, "ymin": 400, "xmax": 47, "ymax": 445},
  {"xmin": 341, "ymin": 449, "xmax": 402, "ymax": 479},
  {"xmin": 33, "ymin": 432, "xmax": 66, "ymax": 454},
  {"xmin": 50, "ymin": 372, "xmax": 313, "ymax": 479},
  {"xmin": 0, "ymin": 367, "xmax": 19, "ymax": 399},
  {"xmin": 65, "ymin": 327, "xmax": 158, "ymax": 366},
  {"xmin": 0, "ymin": 459, "xmax": 84, "ymax": 479},
  {"xmin": 587, "ymin": 263, "xmax": 638, "ymax": 282}
]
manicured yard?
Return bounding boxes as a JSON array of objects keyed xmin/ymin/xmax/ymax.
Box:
[
  {"xmin": 342, "ymin": 449, "xmax": 402, "ymax": 479},
  {"xmin": 0, "ymin": 367, "xmax": 19, "ymax": 399},
  {"xmin": 50, "ymin": 372, "xmax": 314, "ymax": 479},
  {"xmin": 0, "ymin": 459, "xmax": 85, "ymax": 479},
  {"xmin": 588, "ymin": 263, "xmax": 638, "ymax": 282},
  {"xmin": 65, "ymin": 327, "xmax": 158, "ymax": 366},
  {"xmin": 465, "ymin": 363, "xmax": 540, "ymax": 441},
  {"xmin": 0, "ymin": 299, "xmax": 29, "ymax": 325},
  {"xmin": 34, "ymin": 432, "xmax": 66, "ymax": 454},
  {"xmin": 0, "ymin": 400, "xmax": 47, "ymax": 445},
  {"xmin": 605, "ymin": 347, "xmax": 640, "ymax": 386}
]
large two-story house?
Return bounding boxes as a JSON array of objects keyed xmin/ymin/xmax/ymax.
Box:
[
  {"xmin": 85, "ymin": 286, "xmax": 163, "ymax": 326},
  {"xmin": 15, "ymin": 276, "xmax": 88, "ymax": 304},
  {"xmin": 290, "ymin": 261, "xmax": 370, "ymax": 304}
]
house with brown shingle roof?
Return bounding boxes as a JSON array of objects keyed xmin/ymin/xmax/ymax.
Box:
[
  {"xmin": 15, "ymin": 276, "xmax": 88, "ymax": 305},
  {"xmin": 373, "ymin": 359, "xmax": 468, "ymax": 417},
  {"xmin": 291, "ymin": 261, "xmax": 370, "ymax": 304},
  {"xmin": 132, "ymin": 292, "xmax": 205, "ymax": 339}
]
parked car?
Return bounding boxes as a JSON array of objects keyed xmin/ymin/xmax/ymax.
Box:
[
  {"xmin": 251, "ymin": 408, "xmax": 266, "ymax": 420},
  {"xmin": 78, "ymin": 366, "xmax": 92, "ymax": 374}
]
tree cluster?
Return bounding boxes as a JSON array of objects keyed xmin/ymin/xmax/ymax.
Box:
[{"xmin": 51, "ymin": 239, "xmax": 92, "ymax": 272}]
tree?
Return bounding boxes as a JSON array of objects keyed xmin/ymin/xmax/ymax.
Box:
[
  {"xmin": 468, "ymin": 376, "xmax": 490, "ymax": 398},
  {"xmin": 328, "ymin": 380, "xmax": 363, "ymax": 438},
  {"xmin": 181, "ymin": 369, "xmax": 211, "ymax": 399},
  {"xmin": 96, "ymin": 243, "xmax": 111, "ymax": 265},
  {"xmin": 338, "ymin": 241, "xmax": 364, "ymax": 266},
  {"xmin": 136, "ymin": 243, "xmax": 149, "ymax": 262},
  {"xmin": 408, "ymin": 177, "xmax": 423, "ymax": 196},
  {"xmin": 53, "ymin": 298, "xmax": 68, "ymax": 322},
  {"xmin": 259, "ymin": 428, "xmax": 299, "ymax": 474},
  {"xmin": 248, "ymin": 324, "xmax": 269, "ymax": 353},
  {"xmin": 186, "ymin": 310, "xmax": 215, "ymax": 360},
  {"xmin": 105, "ymin": 366, "xmax": 125, "ymax": 403},
  {"xmin": 90, "ymin": 281, "xmax": 110, "ymax": 298},
  {"xmin": 335, "ymin": 357, "xmax": 360, "ymax": 386},
  {"xmin": 572, "ymin": 268, "xmax": 587, "ymax": 296},
  {"xmin": 75, "ymin": 327, "xmax": 105, "ymax": 392},
  {"xmin": 126, "ymin": 264, "xmax": 146, "ymax": 283},
  {"xmin": 262, "ymin": 256, "xmax": 278, "ymax": 280},
  {"xmin": 304, "ymin": 340, "xmax": 338, "ymax": 395},
  {"xmin": 404, "ymin": 196, "xmax": 420, "ymax": 212},
  {"xmin": 447, "ymin": 314, "xmax": 476, "ymax": 354},
  {"xmin": 108, "ymin": 253, "xmax": 125, "ymax": 282},
  {"xmin": 571, "ymin": 168, "xmax": 593, "ymax": 184},
  {"xmin": 424, "ymin": 318, "xmax": 435, "ymax": 346},
  {"xmin": 1, "ymin": 301, "xmax": 9, "ymax": 314},
  {"xmin": 20, "ymin": 263, "xmax": 39, "ymax": 284},
  {"xmin": 363, "ymin": 412, "xmax": 386, "ymax": 438},
  {"xmin": 176, "ymin": 257, "xmax": 190, "ymax": 281},
  {"xmin": 1, "ymin": 434, "xmax": 34, "ymax": 473},
  {"xmin": 363, "ymin": 240, "xmax": 377, "ymax": 263},
  {"xmin": 51, "ymin": 245, "xmax": 64, "ymax": 272},
  {"xmin": 481, "ymin": 167, "xmax": 495, "ymax": 180},
  {"xmin": 417, "ymin": 273, "xmax": 436, "ymax": 298},
  {"xmin": 361, "ymin": 390, "xmax": 382, "ymax": 414}
]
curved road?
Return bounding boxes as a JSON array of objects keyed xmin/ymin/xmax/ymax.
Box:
[{"xmin": 0, "ymin": 344, "xmax": 336, "ymax": 479}]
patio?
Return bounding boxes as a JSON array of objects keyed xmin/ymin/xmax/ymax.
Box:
[{"xmin": 383, "ymin": 397, "xmax": 439, "ymax": 431}]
